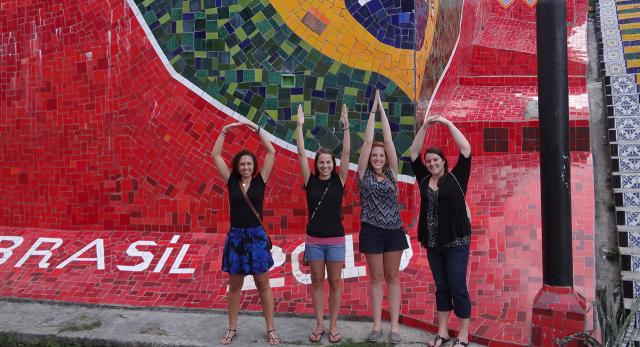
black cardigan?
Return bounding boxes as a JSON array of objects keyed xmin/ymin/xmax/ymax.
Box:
[{"xmin": 411, "ymin": 153, "xmax": 471, "ymax": 247}]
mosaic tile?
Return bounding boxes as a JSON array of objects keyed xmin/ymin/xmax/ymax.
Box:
[
  {"xmin": 629, "ymin": 232, "xmax": 640, "ymax": 247},
  {"xmin": 619, "ymin": 158, "xmax": 640, "ymax": 172},
  {"xmin": 616, "ymin": 129, "xmax": 640, "ymax": 142},
  {"xmin": 621, "ymin": 174, "xmax": 640, "ymax": 189},
  {"xmin": 130, "ymin": 0, "xmax": 428, "ymax": 174},
  {"xmin": 611, "ymin": 74, "xmax": 638, "ymax": 96},
  {"xmin": 344, "ymin": 0, "xmax": 421, "ymax": 50},
  {"xmin": 615, "ymin": 116, "xmax": 640, "ymax": 129},
  {"xmin": 627, "ymin": 212, "xmax": 640, "ymax": 227},
  {"xmin": 613, "ymin": 94, "xmax": 640, "ymax": 117},
  {"xmin": 0, "ymin": 0, "xmax": 594, "ymax": 345}
]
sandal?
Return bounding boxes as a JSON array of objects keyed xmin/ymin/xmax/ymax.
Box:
[
  {"xmin": 329, "ymin": 331, "xmax": 342, "ymax": 344},
  {"xmin": 428, "ymin": 335, "xmax": 450, "ymax": 347},
  {"xmin": 452, "ymin": 338, "xmax": 469, "ymax": 347},
  {"xmin": 267, "ymin": 329, "xmax": 281, "ymax": 346},
  {"xmin": 308, "ymin": 329, "xmax": 324, "ymax": 343},
  {"xmin": 220, "ymin": 329, "xmax": 237, "ymax": 345}
]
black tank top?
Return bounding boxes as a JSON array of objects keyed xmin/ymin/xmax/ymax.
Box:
[
  {"xmin": 305, "ymin": 174, "xmax": 345, "ymax": 237},
  {"xmin": 227, "ymin": 174, "xmax": 265, "ymax": 228}
]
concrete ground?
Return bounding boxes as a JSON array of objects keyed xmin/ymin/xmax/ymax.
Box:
[{"xmin": 0, "ymin": 299, "xmax": 486, "ymax": 347}]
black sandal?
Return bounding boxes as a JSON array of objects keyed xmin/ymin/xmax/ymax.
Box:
[
  {"xmin": 220, "ymin": 329, "xmax": 237, "ymax": 345},
  {"xmin": 428, "ymin": 335, "xmax": 450, "ymax": 347},
  {"xmin": 452, "ymin": 338, "xmax": 469, "ymax": 347},
  {"xmin": 267, "ymin": 329, "xmax": 281, "ymax": 346}
]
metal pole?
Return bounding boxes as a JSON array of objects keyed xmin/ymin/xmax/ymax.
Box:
[{"xmin": 536, "ymin": 0, "xmax": 573, "ymax": 287}]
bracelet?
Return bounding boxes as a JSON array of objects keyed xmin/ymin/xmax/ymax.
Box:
[
  {"xmin": 343, "ymin": 127, "xmax": 350, "ymax": 131},
  {"xmin": 255, "ymin": 127, "xmax": 261, "ymax": 134},
  {"xmin": 221, "ymin": 131, "xmax": 227, "ymax": 135}
]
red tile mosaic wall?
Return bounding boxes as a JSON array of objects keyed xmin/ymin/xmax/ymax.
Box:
[
  {"xmin": 0, "ymin": 0, "xmax": 593, "ymax": 346},
  {"xmin": 0, "ymin": 153, "xmax": 593, "ymax": 346}
]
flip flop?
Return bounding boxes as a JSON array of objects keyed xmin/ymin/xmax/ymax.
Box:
[
  {"xmin": 308, "ymin": 329, "xmax": 324, "ymax": 343},
  {"xmin": 329, "ymin": 331, "xmax": 342, "ymax": 344}
]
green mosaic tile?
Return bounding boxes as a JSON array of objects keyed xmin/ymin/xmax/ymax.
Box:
[{"xmin": 135, "ymin": 0, "xmax": 416, "ymax": 171}]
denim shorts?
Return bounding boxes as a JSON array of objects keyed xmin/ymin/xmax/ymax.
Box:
[{"xmin": 305, "ymin": 243, "xmax": 346, "ymax": 262}]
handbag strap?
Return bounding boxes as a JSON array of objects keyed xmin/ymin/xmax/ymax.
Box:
[
  {"xmin": 238, "ymin": 180, "xmax": 263, "ymax": 226},
  {"xmin": 310, "ymin": 178, "xmax": 331, "ymax": 222},
  {"xmin": 450, "ymin": 173, "xmax": 466, "ymax": 199}
]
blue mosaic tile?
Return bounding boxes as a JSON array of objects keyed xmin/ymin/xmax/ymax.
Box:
[{"xmin": 344, "ymin": 0, "xmax": 424, "ymax": 50}]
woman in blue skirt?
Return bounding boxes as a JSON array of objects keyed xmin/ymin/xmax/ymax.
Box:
[{"xmin": 212, "ymin": 120, "xmax": 279, "ymax": 345}]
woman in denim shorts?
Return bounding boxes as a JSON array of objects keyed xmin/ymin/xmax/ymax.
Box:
[{"xmin": 295, "ymin": 104, "xmax": 350, "ymax": 344}]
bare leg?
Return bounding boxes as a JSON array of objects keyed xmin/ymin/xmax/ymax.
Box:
[
  {"xmin": 427, "ymin": 311, "xmax": 451, "ymax": 347},
  {"xmin": 221, "ymin": 275, "xmax": 244, "ymax": 344},
  {"xmin": 253, "ymin": 272, "xmax": 277, "ymax": 335},
  {"xmin": 455, "ymin": 318, "xmax": 470, "ymax": 344},
  {"xmin": 383, "ymin": 250, "xmax": 403, "ymax": 333},
  {"xmin": 309, "ymin": 260, "xmax": 326, "ymax": 339},
  {"xmin": 326, "ymin": 261, "xmax": 344, "ymax": 337},
  {"xmin": 364, "ymin": 253, "xmax": 384, "ymax": 332}
]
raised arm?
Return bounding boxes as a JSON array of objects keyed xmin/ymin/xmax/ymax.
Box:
[
  {"xmin": 338, "ymin": 104, "xmax": 350, "ymax": 185},
  {"xmin": 212, "ymin": 122, "xmax": 242, "ymax": 182},
  {"xmin": 295, "ymin": 105, "xmax": 311, "ymax": 185},
  {"xmin": 358, "ymin": 92, "xmax": 379, "ymax": 180},
  {"xmin": 434, "ymin": 116, "xmax": 471, "ymax": 158},
  {"xmin": 377, "ymin": 91, "xmax": 398, "ymax": 175},
  {"xmin": 410, "ymin": 115, "xmax": 433, "ymax": 161},
  {"xmin": 242, "ymin": 120, "xmax": 277, "ymax": 182}
]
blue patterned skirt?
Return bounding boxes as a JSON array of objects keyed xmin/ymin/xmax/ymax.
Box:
[{"xmin": 222, "ymin": 226, "xmax": 274, "ymax": 275}]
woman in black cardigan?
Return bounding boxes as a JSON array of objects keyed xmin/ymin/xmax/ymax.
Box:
[{"xmin": 409, "ymin": 115, "xmax": 472, "ymax": 347}]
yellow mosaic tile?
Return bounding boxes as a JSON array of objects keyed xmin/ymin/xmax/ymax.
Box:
[
  {"xmin": 624, "ymin": 45, "xmax": 640, "ymax": 53},
  {"xmin": 620, "ymin": 22, "xmax": 640, "ymax": 30},
  {"xmin": 271, "ymin": 0, "xmax": 440, "ymax": 100},
  {"xmin": 618, "ymin": 11, "xmax": 640, "ymax": 20},
  {"xmin": 628, "ymin": 59, "xmax": 640, "ymax": 68}
]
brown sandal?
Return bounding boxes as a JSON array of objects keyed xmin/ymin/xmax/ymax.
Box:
[
  {"xmin": 329, "ymin": 331, "xmax": 342, "ymax": 343},
  {"xmin": 220, "ymin": 329, "xmax": 237, "ymax": 345},
  {"xmin": 308, "ymin": 329, "xmax": 324, "ymax": 343},
  {"xmin": 267, "ymin": 329, "xmax": 281, "ymax": 346}
]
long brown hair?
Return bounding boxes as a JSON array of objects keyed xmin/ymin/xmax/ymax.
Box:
[
  {"xmin": 230, "ymin": 149, "xmax": 259, "ymax": 177},
  {"xmin": 425, "ymin": 146, "xmax": 449, "ymax": 187},
  {"xmin": 314, "ymin": 147, "xmax": 337, "ymax": 176}
]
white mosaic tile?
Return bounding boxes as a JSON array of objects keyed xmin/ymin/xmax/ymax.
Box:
[
  {"xmin": 613, "ymin": 95, "xmax": 640, "ymax": 118},
  {"xmin": 617, "ymin": 129, "xmax": 640, "ymax": 142},
  {"xmin": 629, "ymin": 231, "xmax": 640, "ymax": 246},
  {"xmin": 627, "ymin": 211, "xmax": 640, "ymax": 227},
  {"xmin": 618, "ymin": 144, "xmax": 640, "ymax": 157},
  {"xmin": 611, "ymin": 75, "xmax": 638, "ymax": 96},
  {"xmin": 624, "ymin": 192, "xmax": 640, "ymax": 207},
  {"xmin": 620, "ymin": 158, "xmax": 640, "ymax": 172},
  {"xmin": 615, "ymin": 117, "xmax": 640, "ymax": 129},
  {"xmin": 599, "ymin": 0, "xmax": 626, "ymax": 76},
  {"xmin": 622, "ymin": 175, "xmax": 640, "ymax": 189}
]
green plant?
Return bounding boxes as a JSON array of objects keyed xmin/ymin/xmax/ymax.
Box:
[{"xmin": 556, "ymin": 286, "xmax": 640, "ymax": 346}]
